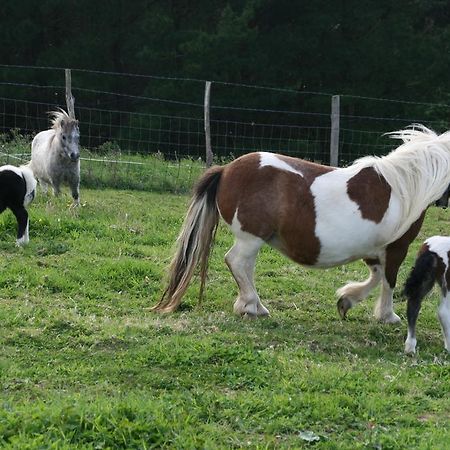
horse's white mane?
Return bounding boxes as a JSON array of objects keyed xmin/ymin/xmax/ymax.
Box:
[
  {"xmin": 351, "ymin": 124, "xmax": 450, "ymax": 243},
  {"xmin": 49, "ymin": 108, "xmax": 78, "ymax": 130}
]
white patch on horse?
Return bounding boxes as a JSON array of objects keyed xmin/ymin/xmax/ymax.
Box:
[
  {"xmin": 259, "ymin": 152, "xmax": 304, "ymax": 177},
  {"xmin": 310, "ymin": 167, "xmax": 401, "ymax": 267},
  {"xmin": 425, "ymin": 236, "xmax": 450, "ymax": 269},
  {"xmin": 439, "ymin": 292, "xmax": 450, "ymax": 352},
  {"xmin": 0, "ymin": 165, "xmax": 22, "ymax": 177}
]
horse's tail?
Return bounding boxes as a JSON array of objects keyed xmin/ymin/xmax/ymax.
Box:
[
  {"xmin": 151, "ymin": 166, "xmax": 224, "ymax": 313},
  {"xmin": 403, "ymin": 249, "xmax": 437, "ymax": 309}
]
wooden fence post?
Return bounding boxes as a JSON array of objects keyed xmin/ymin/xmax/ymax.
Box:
[
  {"xmin": 204, "ymin": 81, "xmax": 213, "ymax": 167},
  {"xmin": 330, "ymin": 95, "xmax": 340, "ymax": 167},
  {"xmin": 65, "ymin": 69, "xmax": 76, "ymax": 119}
]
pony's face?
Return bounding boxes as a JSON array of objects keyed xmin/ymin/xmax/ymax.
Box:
[{"xmin": 57, "ymin": 120, "xmax": 80, "ymax": 162}]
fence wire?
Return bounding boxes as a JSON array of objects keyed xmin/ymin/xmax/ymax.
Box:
[{"xmin": 1, "ymin": 65, "xmax": 449, "ymax": 192}]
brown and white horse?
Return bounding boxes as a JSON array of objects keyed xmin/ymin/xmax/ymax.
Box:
[{"xmin": 153, "ymin": 125, "xmax": 450, "ymax": 323}]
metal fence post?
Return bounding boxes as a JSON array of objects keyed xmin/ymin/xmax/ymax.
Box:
[
  {"xmin": 330, "ymin": 95, "xmax": 340, "ymax": 167},
  {"xmin": 204, "ymin": 81, "xmax": 213, "ymax": 167},
  {"xmin": 65, "ymin": 69, "xmax": 76, "ymax": 119}
]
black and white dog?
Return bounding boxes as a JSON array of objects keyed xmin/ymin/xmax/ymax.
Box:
[{"xmin": 0, "ymin": 165, "xmax": 37, "ymax": 245}]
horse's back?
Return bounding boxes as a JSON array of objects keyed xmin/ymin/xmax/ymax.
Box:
[
  {"xmin": 217, "ymin": 152, "xmax": 328, "ymax": 224},
  {"xmin": 215, "ymin": 152, "xmax": 400, "ymax": 267},
  {"xmin": 31, "ymin": 129, "xmax": 54, "ymax": 155}
]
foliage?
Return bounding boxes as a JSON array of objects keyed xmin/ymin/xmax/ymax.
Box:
[
  {"xmin": 2, "ymin": 1, "xmax": 450, "ymax": 120},
  {"xmin": 0, "ymin": 187, "xmax": 449, "ymax": 448},
  {"xmin": 0, "ymin": 138, "xmax": 206, "ymax": 193}
]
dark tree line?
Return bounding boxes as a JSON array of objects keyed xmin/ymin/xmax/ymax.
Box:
[
  {"xmin": 2, "ymin": 0, "xmax": 450, "ymax": 157},
  {"xmin": 2, "ymin": 0, "xmax": 450, "ymax": 99}
]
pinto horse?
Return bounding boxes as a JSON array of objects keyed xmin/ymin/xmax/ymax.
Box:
[
  {"xmin": 152, "ymin": 125, "xmax": 450, "ymax": 323},
  {"xmin": 0, "ymin": 164, "xmax": 36, "ymax": 245},
  {"xmin": 403, "ymin": 236, "xmax": 450, "ymax": 354}
]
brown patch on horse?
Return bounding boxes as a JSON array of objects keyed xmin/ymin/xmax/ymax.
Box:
[
  {"xmin": 384, "ymin": 212, "xmax": 426, "ymax": 288},
  {"xmin": 347, "ymin": 167, "xmax": 391, "ymax": 223},
  {"xmin": 216, "ymin": 152, "xmax": 334, "ymax": 265}
]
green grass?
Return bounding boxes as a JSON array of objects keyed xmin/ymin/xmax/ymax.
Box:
[
  {"xmin": 0, "ymin": 188, "xmax": 449, "ymax": 449},
  {"xmin": 0, "ymin": 134, "xmax": 207, "ymax": 193}
]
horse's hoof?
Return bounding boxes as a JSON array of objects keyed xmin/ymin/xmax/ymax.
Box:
[
  {"xmin": 242, "ymin": 312, "xmax": 257, "ymax": 320},
  {"xmin": 376, "ymin": 312, "xmax": 401, "ymax": 324},
  {"xmin": 337, "ymin": 296, "xmax": 352, "ymax": 319},
  {"xmin": 256, "ymin": 304, "xmax": 270, "ymax": 317},
  {"xmin": 404, "ymin": 344, "xmax": 416, "ymax": 355}
]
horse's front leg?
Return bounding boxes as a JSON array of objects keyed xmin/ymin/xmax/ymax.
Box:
[
  {"xmin": 70, "ymin": 179, "xmax": 80, "ymax": 207},
  {"xmin": 373, "ymin": 246, "xmax": 406, "ymax": 324},
  {"xmin": 336, "ymin": 258, "xmax": 382, "ymax": 318},
  {"xmin": 51, "ymin": 178, "xmax": 61, "ymax": 197},
  {"xmin": 11, "ymin": 206, "xmax": 29, "ymax": 246},
  {"xmin": 375, "ymin": 214, "xmax": 426, "ymax": 324},
  {"xmin": 374, "ymin": 265, "xmax": 401, "ymax": 324}
]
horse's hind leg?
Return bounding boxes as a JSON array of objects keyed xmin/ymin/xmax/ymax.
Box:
[
  {"xmin": 336, "ymin": 259, "xmax": 382, "ymax": 319},
  {"xmin": 438, "ymin": 292, "xmax": 450, "ymax": 352},
  {"xmin": 38, "ymin": 179, "xmax": 50, "ymax": 195},
  {"xmin": 225, "ymin": 234, "xmax": 268, "ymax": 317}
]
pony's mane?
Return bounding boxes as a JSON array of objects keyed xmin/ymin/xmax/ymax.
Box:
[
  {"xmin": 49, "ymin": 109, "xmax": 78, "ymax": 130},
  {"xmin": 350, "ymin": 124, "xmax": 450, "ymax": 243}
]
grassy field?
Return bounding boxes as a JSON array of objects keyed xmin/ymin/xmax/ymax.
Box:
[{"xmin": 0, "ymin": 187, "xmax": 449, "ymax": 449}]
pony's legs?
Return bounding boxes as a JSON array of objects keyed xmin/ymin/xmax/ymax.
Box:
[
  {"xmin": 225, "ymin": 235, "xmax": 268, "ymax": 317},
  {"xmin": 69, "ymin": 180, "xmax": 80, "ymax": 206},
  {"xmin": 39, "ymin": 180, "xmax": 50, "ymax": 195},
  {"xmin": 373, "ymin": 269, "xmax": 401, "ymax": 324},
  {"xmin": 336, "ymin": 259, "xmax": 382, "ymax": 318},
  {"xmin": 404, "ymin": 291, "xmax": 424, "ymax": 354},
  {"xmin": 438, "ymin": 292, "xmax": 450, "ymax": 352},
  {"xmin": 373, "ymin": 245, "xmax": 408, "ymax": 324},
  {"xmin": 11, "ymin": 206, "xmax": 29, "ymax": 245},
  {"xmin": 376, "ymin": 215, "xmax": 425, "ymax": 324},
  {"xmin": 51, "ymin": 182, "xmax": 61, "ymax": 196}
]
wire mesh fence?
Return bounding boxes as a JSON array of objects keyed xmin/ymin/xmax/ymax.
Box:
[{"xmin": 1, "ymin": 65, "xmax": 450, "ymax": 192}]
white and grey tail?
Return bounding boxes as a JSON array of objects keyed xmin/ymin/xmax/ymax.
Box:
[
  {"xmin": 20, "ymin": 165, "xmax": 37, "ymax": 205},
  {"xmin": 152, "ymin": 166, "xmax": 224, "ymax": 313}
]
